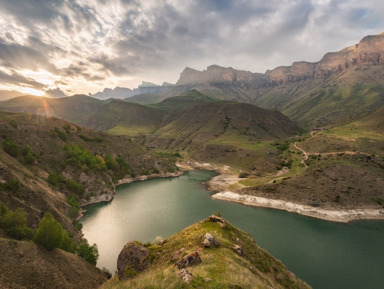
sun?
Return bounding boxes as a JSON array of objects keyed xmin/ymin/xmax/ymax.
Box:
[{"xmin": 19, "ymin": 87, "xmax": 45, "ymax": 96}]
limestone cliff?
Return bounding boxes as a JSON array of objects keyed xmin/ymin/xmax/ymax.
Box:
[{"xmin": 266, "ymin": 33, "xmax": 384, "ymax": 84}]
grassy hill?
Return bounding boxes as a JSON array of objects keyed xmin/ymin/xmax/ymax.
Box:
[
  {"xmin": 144, "ymin": 101, "xmax": 299, "ymax": 172},
  {"xmin": 77, "ymin": 100, "xmax": 166, "ymax": 135},
  {"xmin": 254, "ymin": 65, "xmax": 384, "ymax": 128},
  {"xmin": 0, "ymin": 238, "xmax": 107, "ymax": 289},
  {"xmin": 0, "ymin": 94, "xmax": 105, "ymax": 123},
  {"xmin": 101, "ymin": 215, "xmax": 311, "ymax": 289}
]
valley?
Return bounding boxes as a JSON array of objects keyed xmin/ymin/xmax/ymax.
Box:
[{"xmin": 0, "ymin": 31, "xmax": 383, "ymax": 289}]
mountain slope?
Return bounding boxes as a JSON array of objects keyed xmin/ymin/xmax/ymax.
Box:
[
  {"xmin": 0, "ymin": 94, "xmax": 105, "ymax": 123},
  {"xmin": 101, "ymin": 216, "xmax": 311, "ymax": 289},
  {"xmin": 0, "ymin": 238, "xmax": 107, "ymax": 289}
]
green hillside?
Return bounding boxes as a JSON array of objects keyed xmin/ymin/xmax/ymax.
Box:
[
  {"xmin": 255, "ymin": 65, "xmax": 384, "ymax": 128},
  {"xmin": 149, "ymin": 90, "xmax": 217, "ymax": 111},
  {"xmin": 101, "ymin": 215, "xmax": 311, "ymax": 289}
]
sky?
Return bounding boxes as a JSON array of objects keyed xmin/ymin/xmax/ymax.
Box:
[{"xmin": 0, "ymin": 0, "xmax": 383, "ymax": 96}]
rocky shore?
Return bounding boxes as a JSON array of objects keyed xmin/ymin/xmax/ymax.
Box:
[
  {"xmin": 212, "ymin": 191, "xmax": 384, "ymax": 223},
  {"xmin": 202, "ymin": 164, "xmax": 384, "ymax": 223}
]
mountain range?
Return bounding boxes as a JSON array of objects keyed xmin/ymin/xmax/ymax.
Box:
[{"xmin": 87, "ymin": 33, "xmax": 384, "ymax": 128}]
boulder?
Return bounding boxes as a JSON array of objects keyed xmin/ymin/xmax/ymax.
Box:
[
  {"xmin": 178, "ymin": 269, "xmax": 194, "ymax": 283},
  {"xmin": 117, "ymin": 242, "xmax": 150, "ymax": 280},
  {"xmin": 176, "ymin": 251, "xmax": 202, "ymax": 269},
  {"xmin": 233, "ymin": 245, "xmax": 244, "ymax": 257},
  {"xmin": 170, "ymin": 248, "xmax": 185, "ymax": 263},
  {"xmin": 201, "ymin": 238, "xmax": 211, "ymax": 248},
  {"xmin": 204, "ymin": 233, "xmax": 220, "ymax": 247}
]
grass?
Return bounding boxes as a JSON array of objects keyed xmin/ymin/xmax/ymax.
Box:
[
  {"xmin": 108, "ymin": 125, "xmax": 155, "ymax": 136},
  {"xmin": 100, "ymin": 217, "xmax": 311, "ymax": 289}
]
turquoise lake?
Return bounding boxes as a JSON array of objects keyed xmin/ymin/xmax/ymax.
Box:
[{"xmin": 81, "ymin": 170, "xmax": 384, "ymax": 289}]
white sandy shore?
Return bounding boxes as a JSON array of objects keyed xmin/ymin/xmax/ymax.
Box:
[{"xmin": 212, "ymin": 191, "xmax": 384, "ymax": 223}]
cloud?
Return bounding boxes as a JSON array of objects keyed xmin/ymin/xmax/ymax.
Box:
[
  {"xmin": 0, "ymin": 69, "xmax": 46, "ymax": 90},
  {"xmin": 0, "ymin": 0, "xmax": 383, "ymax": 94}
]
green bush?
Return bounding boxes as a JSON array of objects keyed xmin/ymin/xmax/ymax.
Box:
[
  {"xmin": 34, "ymin": 212, "xmax": 74, "ymax": 252},
  {"xmin": 34, "ymin": 213, "xmax": 64, "ymax": 250},
  {"xmin": 60, "ymin": 230, "xmax": 74, "ymax": 252},
  {"xmin": 67, "ymin": 195, "xmax": 80, "ymax": 219},
  {"xmin": 25, "ymin": 151, "xmax": 35, "ymax": 164},
  {"xmin": 75, "ymin": 239, "xmax": 99, "ymax": 265},
  {"xmin": 3, "ymin": 138, "xmax": 19, "ymax": 157},
  {"xmin": 3, "ymin": 178, "xmax": 21, "ymax": 196},
  {"xmin": 1, "ymin": 206, "xmax": 33, "ymax": 240}
]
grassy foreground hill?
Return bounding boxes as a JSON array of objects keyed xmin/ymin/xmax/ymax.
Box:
[
  {"xmin": 0, "ymin": 238, "xmax": 107, "ymax": 289},
  {"xmin": 101, "ymin": 215, "xmax": 311, "ymax": 289}
]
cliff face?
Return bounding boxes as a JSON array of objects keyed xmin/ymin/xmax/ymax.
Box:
[
  {"xmin": 177, "ymin": 65, "xmax": 266, "ymax": 87},
  {"xmin": 175, "ymin": 33, "xmax": 384, "ymax": 87},
  {"xmin": 266, "ymin": 33, "xmax": 384, "ymax": 84}
]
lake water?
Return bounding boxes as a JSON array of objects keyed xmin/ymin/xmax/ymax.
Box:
[{"xmin": 81, "ymin": 170, "xmax": 384, "ymax": 289}]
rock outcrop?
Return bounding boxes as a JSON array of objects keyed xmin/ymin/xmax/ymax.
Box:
[
  {"xmin": 176, "ymin": 251, "xmax": 202, "ymax": 269},
  {"xmin": 175, "ymin": 33, "xmax": 384, "ymax": 87},
  {"xmin": 266, "ymin": 33, "xmax": 384, "ymax": 84},
  {"xmin": 117, "ymin": 242, "xmax": 150, "ymax": 280}
]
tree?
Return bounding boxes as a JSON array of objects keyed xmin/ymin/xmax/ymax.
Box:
[
  {"xmin": 2, "ymin": 208, "xmax": 33, "ymax": 240},
  {"xmin": 75, "ymin": 239, "xmax": 99, "ymax": 265},
  {"xmin": 25, "ymin": 151, "xmax": 35, "ymax": 164},
  {"xmin": 59, "ymin": 230, "xmax": 74, "ymax": 253},
  {"xmin": 34, "ymin": 213, "xmax": 63, "ymax": 250},
  {"xmin": 3, "ymin": 138, "xmax": 19, "ymax": 157}
]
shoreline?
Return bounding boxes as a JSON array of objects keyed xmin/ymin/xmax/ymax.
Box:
[
  {"xmin": 78, "ymin": 171, "xmax": 184, "ymax": 219},
  {"xmin": 212, "ymin": 191, "xmax": 384, "ymax": 223}
]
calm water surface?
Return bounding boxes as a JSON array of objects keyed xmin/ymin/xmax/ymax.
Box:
[{"xmin": 81, "ymin": 170, "xmax": 384, "ymax": 289}]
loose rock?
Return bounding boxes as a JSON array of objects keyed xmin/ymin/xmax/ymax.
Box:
[
  {"xmin": 204, "ymin": 233, "xmax": 220, "ymax": 247},
  {"xmin": 201, "ymin": 239, "xmax": 211, "ymax": 248},
  {"xmin": 178, "ymin": 269, "xmax": 194, "ymax": 283},
  {"xmin": 176, "ymin": 251, "xmax": 202, "ymax": 269},
  {"xmin": 170, "ymin": 248, "xmax": 185, "ymax": 263},
  {"xmin": 233, "ymin": 245, "xmax": 244, "ymax": 257}
]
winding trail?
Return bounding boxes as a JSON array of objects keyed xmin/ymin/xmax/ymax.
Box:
[{"xmin": 294, "ymin": 142, "xmax": 308, "ymax": 168}]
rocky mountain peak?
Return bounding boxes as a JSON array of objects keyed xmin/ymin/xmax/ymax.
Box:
[{"xmin": 266, "ymin": 33, "xmax": 384, "ymax": 84}]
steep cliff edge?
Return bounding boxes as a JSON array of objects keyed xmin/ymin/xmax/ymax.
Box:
[{"xmin": 101, "ymin": 215, "xmax": 312, "ymax": 289}]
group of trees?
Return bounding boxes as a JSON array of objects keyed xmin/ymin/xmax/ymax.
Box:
[
  {"xmin": 0, "ymin": 202, "xmax": 98, "ymax": 265},
  {"xmin": 64, "ymin": 144, "xmax": 106, "ymax": 171},
  {"xmin": 3, "ymin": 138, "xmax": 36, "ymax": 164},
  {"xmin": 47, "ymin": 172, "xmax": 85, "ymax": 196}
]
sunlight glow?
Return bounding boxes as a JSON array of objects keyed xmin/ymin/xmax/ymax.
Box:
[{"xmin": 19, "ymin": 87, "xmax": 45, "ymax": 96}]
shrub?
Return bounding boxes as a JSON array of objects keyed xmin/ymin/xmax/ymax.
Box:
[
  {"xmin": 75, "ymin": 239, "xmax": 99, "ymax": 265},
  {"xmin": 213, "ymin": 211, "xmax": 222, "ymax": 218},
  {"xmin": 2, "ymin": 207, "xmax": 33, "ymax": 240},
  {"xmin": 3, "ymin": 178, "xmax": 21, "ymax": 196},
  {"xmin": 25, "ymin": 151, "xmax": 35, "ymax": 164},
  {"xmin": 67, "ymin": 195, "xmax": 80, "ymax": 219},
  {"xmin": 34, "ymin": 213, "xmax": 64, "ymax": 250},
  {"xmin": 60, "ymin": 230, "xmax": 74, "ymax": 252},
  {"xmin": 3, "ymin": 138, "xmax": 19, "ymax": 157}
]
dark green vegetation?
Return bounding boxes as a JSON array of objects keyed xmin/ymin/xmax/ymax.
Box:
[{"xmin": 101, "ymin": 216, "xmax": 311, "ymax": 289}]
